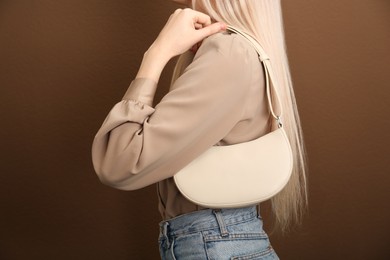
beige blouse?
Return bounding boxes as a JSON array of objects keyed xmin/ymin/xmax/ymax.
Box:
[{"xmin": 92, "ymin": 31, "xmax": 270, "ymax": 220}]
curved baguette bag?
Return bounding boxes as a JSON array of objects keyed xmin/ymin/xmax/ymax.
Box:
[{"xmin": 173, "ymin": 26, "xmax": 293, "ymax": 208}]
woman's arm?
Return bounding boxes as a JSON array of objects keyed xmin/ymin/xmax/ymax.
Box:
[{"xmin": 92, "ymin": 10, "xmax": 256, "ymax": 190}]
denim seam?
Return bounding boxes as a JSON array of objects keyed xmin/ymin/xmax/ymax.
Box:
[
  {"xmin": 170, "ymin": 239, "xmax": 177, "ymax": 260},
  {"xmin": 168, "ymin": 210, "xmax": 258, "ymax": 237},
  {"xmin": 202, "ymin": 231, "xmax": 212, "ymax": 260},
  {"xmin": 203, "ymin": 232, "xmax": 268, "ymax": 242},
  {"xmin": 231, "ymin": 246, "xmax": 275, "ymax": 260},
  {"xmin": 223, "ymin": 210, "xmax": 258, "ymax": 227}
]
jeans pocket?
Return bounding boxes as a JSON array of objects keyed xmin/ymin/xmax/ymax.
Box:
[{"xmin": 231, "ymin": 246, "xmax": 279, "ymax": 260}]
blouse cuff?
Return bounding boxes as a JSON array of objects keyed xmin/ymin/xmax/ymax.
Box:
[
  {"xmin": 122, "ymin": 78, "xmax": 157, "ymax": 106},
  {"xmin": 94, "ymin": 99, "xmax": 155, "ymax": 140}
]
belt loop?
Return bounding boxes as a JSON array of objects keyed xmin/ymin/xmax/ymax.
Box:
[
  {"xmin": 213, "ymin": 209, "xmax": 229, "ymax": 237},
  {"xmin": 161, "ymin": 221, "xmax": 171, "ymax": 248}
]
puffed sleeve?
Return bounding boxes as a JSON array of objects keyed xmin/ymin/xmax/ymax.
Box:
[{"xmin": 92, "ymin": 33, "xmax": 255, "ymax": 190}]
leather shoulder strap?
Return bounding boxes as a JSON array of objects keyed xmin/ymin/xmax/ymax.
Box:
[{"xmin": 226, "ymin": 26, "xmax": 284, "ymax": 126}]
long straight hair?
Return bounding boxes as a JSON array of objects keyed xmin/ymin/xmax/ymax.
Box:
[{"xmin": 171, "ymin": 0, "xmax": 308, "ymax": 233}]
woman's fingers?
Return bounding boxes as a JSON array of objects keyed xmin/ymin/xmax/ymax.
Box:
[
  {"xmin": 191, "ymin": 11, "xmax": 212, "ymax": 27},
  {"xmin": 196, "ymin": 22, "xmax": 226, "ymax": 40},
  {"xmin": 186, "ymin": 9, "xmax": 226, "ymax": 39},
  {"xmin": 194, "ymin": 23, "xmax": 203, "ymax": 30}
]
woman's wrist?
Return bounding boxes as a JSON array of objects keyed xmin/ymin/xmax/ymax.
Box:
[{"xmin": 135, "ymin": 43, "xmax": 171, "ymax": 83}]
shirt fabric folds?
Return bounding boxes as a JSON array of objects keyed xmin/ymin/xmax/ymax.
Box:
[{"xmin": 92, "ymin": 31, "xmax": 270, "ymax": 219}]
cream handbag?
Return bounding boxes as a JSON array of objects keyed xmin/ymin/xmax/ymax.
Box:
[{"xmin": 173, "ymin": 26, "xmax": 293, "ymax": 208}]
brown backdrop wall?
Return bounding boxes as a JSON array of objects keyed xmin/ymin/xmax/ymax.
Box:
[{"xmin": 0, "ymin": 0, "xmax": 389, "ymax": 259}]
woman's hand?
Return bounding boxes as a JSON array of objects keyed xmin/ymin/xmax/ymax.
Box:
[
  {"xmin": 135, "ymin": 8, "xmax": 226, "ymax": 84},
  {"xmin": 151, "ymin": 8, "xmax": 226, "ymax": 60}
]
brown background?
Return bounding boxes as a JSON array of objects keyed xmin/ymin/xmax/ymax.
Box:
[{"xmin": 0, "ymin": 0, "xmax": 389, "ymax": 259}]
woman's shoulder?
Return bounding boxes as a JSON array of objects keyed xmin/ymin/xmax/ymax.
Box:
[{"xmin": 196, "ymin": 30, "xmax": 258, "ymax": 60}]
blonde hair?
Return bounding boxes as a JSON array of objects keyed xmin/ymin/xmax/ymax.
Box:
[{"xmin": 172, "ymin": 0, "xmax": 308, "ymax": 233}]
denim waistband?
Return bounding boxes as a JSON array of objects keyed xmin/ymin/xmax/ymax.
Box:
[{"xmin": 159, "ymin": 206, "xmax": 258, "ymax": 237}]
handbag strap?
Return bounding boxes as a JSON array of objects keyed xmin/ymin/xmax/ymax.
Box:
[{"xmin": 226, "ymin": 26, "xmax": 284, "ymax": 127}]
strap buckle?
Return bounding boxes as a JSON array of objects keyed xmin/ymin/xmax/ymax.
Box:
[{"xmin": 276, "ymin": 116, "xmax": 283, "ymax": 128}]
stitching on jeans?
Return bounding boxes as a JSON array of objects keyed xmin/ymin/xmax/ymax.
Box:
[
  {"xmin": 203, "ymin": 232, "xmax": 268, "ymax": 242},
  {"xmin": 231, "ymin": 246, "xmax": 275, "ymax": 260},
  {"xmin": 170, "ymin": 210, "xmax": 258, "ymax": 237},
  {"xmin": 166, "ymin": 207, "xmax": 258, "ymax": 238},
  {"xmin": 170, "ymin": 239, "xmax": 177, "ymax": 260},
  {"xmin": 202, "ymin": 231, "xmax": 212, "ymax": 260}
]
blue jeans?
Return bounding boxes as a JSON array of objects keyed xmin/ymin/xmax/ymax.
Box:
[{"xmin": 158, "ymin": 206, "xmax": 279, "ymax": 260}]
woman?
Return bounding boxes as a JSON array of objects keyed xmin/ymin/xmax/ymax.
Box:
[{"xmin": 92, "ymin": 0, "xmax": 307, "ymax": 259}]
